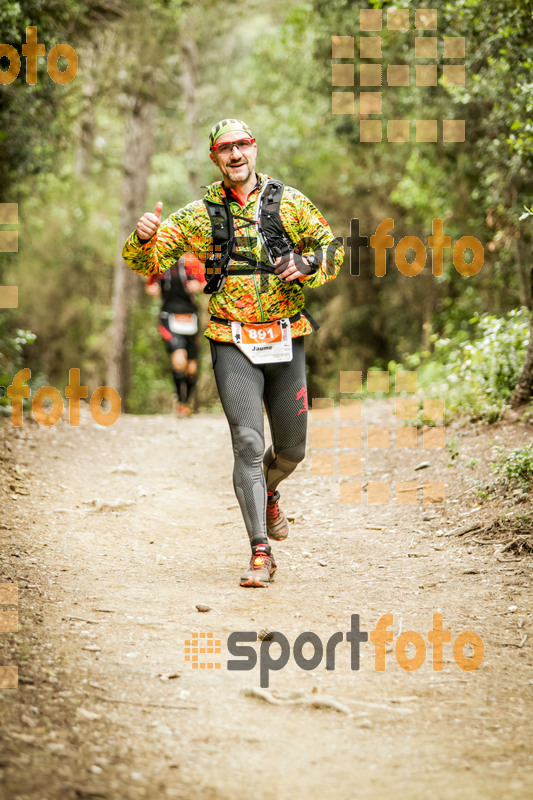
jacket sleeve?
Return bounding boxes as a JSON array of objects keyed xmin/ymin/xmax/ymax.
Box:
[
  {"xmin": 283, "ymin": 189, "xmax": 344, "ymax": 289},
  {"xmin": 122, "ymin": 204, "xmax": 203, "ymax": 276}
]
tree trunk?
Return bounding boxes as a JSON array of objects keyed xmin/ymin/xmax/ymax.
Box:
[
  {"xmin": 108, "ymin": 95, "xmax": 156, "ymax": 401},
  {"xmin": 181, "ymin": 38, "xmax": 199, "ymax": 199},
  {"xmin": 421, "ymin": 275, "xmax": 436, "ymax": 351},
  {"xmin": 510, "ymin": 251, "xmax": 533, "ymax": 407},
  {"xmin": 74, "ymin": 46, "xmax": 97, "ymax": 179}
]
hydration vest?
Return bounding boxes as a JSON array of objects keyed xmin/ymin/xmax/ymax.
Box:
[{"xmin": 202, "ymin": 179, "xmax": 294, "ymax": 294}]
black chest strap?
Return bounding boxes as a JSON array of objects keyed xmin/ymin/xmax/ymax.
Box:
[
  {"xmin": 258, "ymin": 180, "xmax": 294, "ymax": 261},
  {"xmin": 203, "ymin": 180, "xmax": 294, "ymax": 293}
]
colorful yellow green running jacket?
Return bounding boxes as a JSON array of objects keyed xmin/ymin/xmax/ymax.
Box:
[{"xmin": 122, "ymin": 172, "xmax": 344, "ymax": 342}]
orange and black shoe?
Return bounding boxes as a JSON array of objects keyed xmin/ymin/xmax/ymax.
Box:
[
  {"xmin": 176, "ymin": 402, "xmax": 192, "ymax": 418},
  {"xmin": 239, "ymin": 544, "xmax": 277, "ymax": 588},
  {"xmin": 266, "ymin": 490, "xmax": 289, "ymax": 541}
]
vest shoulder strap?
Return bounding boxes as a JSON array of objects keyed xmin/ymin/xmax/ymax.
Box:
[
  {"xmin": 203, "ymin": 197, "xmax": 234, "ymax": 247},
  {"xmin": 202, "ymin": 180, "xmax": 294, "ymax": 293},
  {"xmin": 203, "ymin": 179, "xmax": 292, "ymax": 253},
  {"xmin": 259, "ymin": 180, "xmax": 294, "ymax": 258}
]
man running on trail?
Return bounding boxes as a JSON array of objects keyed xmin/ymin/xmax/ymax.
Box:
[
  {"xmin": 123, "ymin": 118, "xmax": 343, "ymax": 587},
  {"xmin": 145, "ymin": 254, "xmax": 205, "ymax": 417}
]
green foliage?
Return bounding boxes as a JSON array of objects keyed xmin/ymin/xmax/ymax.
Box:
[
  {"xmin": 398, "ymin": 396, "xmax": 449, "ymax": 427},
  {"xmin": 10, "ymin": 177, "xmax": 118, "ymax": 391},
  {"xmin": 0, "ymin": 319, "xmax": 36, "ymax": 414},
  {"xmin": 492, "ymin": 445, "xmax": 533, "ymax": 492},
  {"xmin": 443, "ymin": 310, "xmax": 530, "ymax": 419},
  {"xmin": 391, "ymin": 309, "xmax": 531, "ymax": 421},
  {"xmin": 447, "ymin": 437, "xmax": 459, "ymax": 466},
  {"xmin": 127, "ymin": 302, "xmax": 175, "ymax": 415},
  {"xmin": 0, "ymin": 0, "xmax": 126, "ymax": 201},
  {"xmin": 0, "ymin": 322, "xmax": 36, "ymax": 374},
  {"xmin": 2, "ymin": 0, "xmax": 532, "ymax": 411}
]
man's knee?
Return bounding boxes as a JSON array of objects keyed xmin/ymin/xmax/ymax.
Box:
[
  {"xmin": 231, "ymin": 426, "xmax": 264, "ymax": 459},
  {"xmin": 276, "ymin": 442, "xmax": 306, "ymax": 466}
]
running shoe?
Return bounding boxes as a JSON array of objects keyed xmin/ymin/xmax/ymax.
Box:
[
  {"xmin": 266, "ymin": 490, "xmax": 289, "ymax": 541},
  {"xmin": 239, "ymin": 544, "xmax": 277, "ymax": 588},
  {"xmin": 176, "ymin": 402, "xmax": 192, "ymax": 418}
]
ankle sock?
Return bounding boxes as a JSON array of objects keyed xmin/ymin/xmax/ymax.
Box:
[
  {"xmin": 185, "ymin": 373, "xmax": 197, "ymax": 402},
  {"xmin": 251, "ymin": 542, "xmax": 270, "ymax": 553}
]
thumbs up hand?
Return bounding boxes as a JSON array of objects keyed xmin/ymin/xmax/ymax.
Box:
[{"xmin": 137, "ymin": 202, "xmax": 163, "ymax": 241}]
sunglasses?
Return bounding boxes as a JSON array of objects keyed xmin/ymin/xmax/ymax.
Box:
[{"xmin": 210, "ymin": 137, "xmax": 256, "ymax": 155}]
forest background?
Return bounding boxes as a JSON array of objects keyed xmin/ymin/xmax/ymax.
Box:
[{"xmin": 1, "ymin": 0, "xmax": 532, "ymax": 421}]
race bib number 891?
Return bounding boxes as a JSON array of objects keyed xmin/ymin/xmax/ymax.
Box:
[{"xmin": 231, "ymin": 319, "xmax": 293, "ymax": 364}]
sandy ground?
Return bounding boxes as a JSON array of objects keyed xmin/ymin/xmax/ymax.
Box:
[{"xmin": 0, "ymin": 400, "xmax": 532, "ymax": 800}]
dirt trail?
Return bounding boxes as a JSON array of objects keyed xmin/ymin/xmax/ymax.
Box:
[{"xmin": 0, "ymin": 402, "xmax": 532, "ymax": 800}]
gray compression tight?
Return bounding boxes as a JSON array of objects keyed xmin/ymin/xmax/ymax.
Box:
[{"xmin": 209, "ymin": 337, "xmax": 308, "ymax": 547}]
